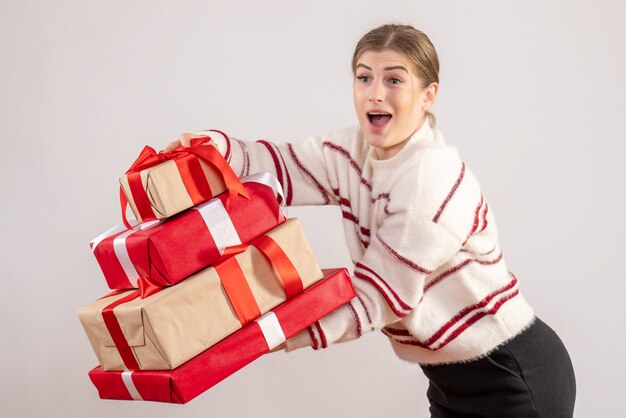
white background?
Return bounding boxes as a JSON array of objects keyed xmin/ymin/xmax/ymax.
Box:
[{"xmin": 1, "ymin": 1, "xmax": 624, "ymax": 417}]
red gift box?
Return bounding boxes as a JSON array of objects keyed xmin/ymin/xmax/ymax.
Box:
[
  {"xmin": 87, "ymin": 268, "xmax": 355, "ymax": 404},
  {"xmin": 91, "ymin": 173, "xmax": 285, "ymax": 290}
]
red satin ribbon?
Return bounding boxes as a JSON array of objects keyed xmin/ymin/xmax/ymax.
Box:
[
  {"xmin": 98, "ymin": 283, "xmax": 161, "ymax": 371},
  {"xmin": 252, "ymin": 235, "xmax": 303, "ymax": 298},
  {"xmin": 101, "ymin": 232, "xmax": 303, "ymax": 370},
  {"xmin": 101, "ymin": 290, "xmax": 142, "ymax": 370},
  {"xmin": 120, "ymin": 137, "xmax": 250, "ymax": 229},
  {"xmin": 214, "ymin": 259, "xmax": 261, "ymax": 326},
  {"xmin": 214, "ymin": 235, "xmax": 304, "ymax": 325}
]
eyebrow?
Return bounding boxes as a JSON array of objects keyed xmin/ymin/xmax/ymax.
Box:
[{"xmin": 355, "ymin": 64, "xmax": 409, "ymax": 73}]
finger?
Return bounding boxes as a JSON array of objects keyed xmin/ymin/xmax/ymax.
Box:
[
  {"xmin": 179, "ymin": 133, "xmax": 195, "ymax": 148},
  {"xmin": 163, "ymin": 140, "xmax": 180, "ymax": 152}
]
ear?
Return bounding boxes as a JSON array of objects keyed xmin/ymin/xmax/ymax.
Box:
[{"xmin": 422, "ymin": 82, "xmax": 439, "ymax": 110}]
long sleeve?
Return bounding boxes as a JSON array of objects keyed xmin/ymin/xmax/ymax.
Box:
[
  {"xmin": 197, "ymin": 129, "xmax": 338, "ymax": 207},
  {"xmin": 193, "ymin": 125, "xmax": 531, "ymax": 364},
  {"xmin": 285, "ymin": 153, "xmax": 483, "ymax": 351}
]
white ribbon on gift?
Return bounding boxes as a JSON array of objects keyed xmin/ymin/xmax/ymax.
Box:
[
  {"xmin": 90, "ymin": 223, "xmax": 127, "ymax": 252},
  {"xmin": 112, "ymin": 229, "xmax": 141, "ymax": 287},
  {"xmin": 89, "ymin": 220, "xmax": 161, "ymax": 288},
  {"xmin": 241, "ymin": 172, "xmax": 285, "ymax": 206},
  {"xmin": 194, "ymin": 198, "xmax": 242, "ymax": 254},
  {"xmin": 255, "ymin": 311, "xmax": 286, "ymax": 350},
  {"xmin": 242, "ymin": 171, "xmax": 288, "ymax": 218},
  {"xmin": 121, "ymin": 371, "xmax": 143, "ymax": 400},
  {"xmin": 89, "ymin": 215, "xmax": 157, "ymax": 252}
]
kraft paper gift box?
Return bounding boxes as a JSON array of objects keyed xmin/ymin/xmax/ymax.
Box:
[
  {"xmin": 78, "ymin": 218, "xmax": 323, "ymax": 371},
  {"xmin": 119, "ymin": 135, "xmax": 250, "ymax": 227},
  {"xmin": 87, "ymin": 268, "xmax": 356, "ymax": 404},
  {"xmin": 91, "ymin": 173, "xmax": 285, "ymax": 290}
]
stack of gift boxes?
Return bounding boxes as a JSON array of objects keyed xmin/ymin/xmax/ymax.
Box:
[{"xmin": 77, "ymin": 138, "xmax": 356, "ymax": 403}]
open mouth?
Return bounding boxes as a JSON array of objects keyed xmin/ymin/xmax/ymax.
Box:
[{"xmin": 367, "ymin": 112, "xmax": 392, "ymax": 129}]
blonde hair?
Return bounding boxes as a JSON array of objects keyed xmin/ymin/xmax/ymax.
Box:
[{"xmin": 352, "ymin": 24, "xmax": 440, "ymax": 127}]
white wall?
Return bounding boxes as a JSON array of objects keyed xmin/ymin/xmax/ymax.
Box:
[{"xmin": 1, "ymin": 1, "xmax": 624, "ymax": 417}]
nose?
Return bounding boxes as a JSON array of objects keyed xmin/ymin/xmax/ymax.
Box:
[{"xmin": 368, "ymin": 79, "xmax": 385, "ymax": 102}]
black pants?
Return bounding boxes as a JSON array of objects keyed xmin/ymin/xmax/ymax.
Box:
[{"xmin": 420, "ymin": 317, "xmax": 576, "ymax": 418}]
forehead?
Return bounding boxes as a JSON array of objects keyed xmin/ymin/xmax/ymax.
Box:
[{"xmin": 356, "ymin": 49, "xmax": 413, "ymax": 71}]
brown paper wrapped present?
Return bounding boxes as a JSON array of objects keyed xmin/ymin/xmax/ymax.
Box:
[
  {"xmin": 119, "ymin": 136, "xmax": 250, "ymax": 226},
  {"xmin": 78, "ymin": 218, "xmax": 322, "ymax": 371}
]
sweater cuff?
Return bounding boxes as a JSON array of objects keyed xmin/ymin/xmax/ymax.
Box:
[
  {"xmin": 195, "ymin": 129, "xmax": 229, "ymax": 157},
  {"xmin": 285, "ymin": 327, "xmax": 314, "ymax": 352}
]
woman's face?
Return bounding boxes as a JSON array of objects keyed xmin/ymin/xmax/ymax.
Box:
[{"xmin": 353, "ymin": 49, "xmax": 436, "ymax": 159}]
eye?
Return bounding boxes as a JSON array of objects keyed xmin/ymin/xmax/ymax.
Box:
[
  {"xmin": 356, "ymin": 75, "xmax": 370, "ymax": 83},
  {"xmin": 389, "ymin": 77, "xmax": 402, "ymax": 85}
]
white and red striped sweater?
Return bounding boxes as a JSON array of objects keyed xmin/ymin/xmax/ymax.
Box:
[{"xmin": 200, "ymin": 119, "xmax": 535, "ymax": 365}]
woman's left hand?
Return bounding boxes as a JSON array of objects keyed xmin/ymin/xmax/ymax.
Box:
[{"xmin": 163, "ymin": 132, "xmax": 208, "ymax": 152}]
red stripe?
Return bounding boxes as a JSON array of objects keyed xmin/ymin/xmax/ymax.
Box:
[
  {"xmin": 340, "ymin": 210, "xmax": 371, "ymax": 247},
  {"xmin": 382, "ymin": 329, "xmax": 429, "ymax": 348},
  {"xmin": 371, "ymin": 192, "xmax": 389, "ymax": 203},
  {"xmin": 315, "ymin": 321, "xmax": 328, "ymax": 348},
  {"xmin": 232, "ymin": 139, "xmax": 245, "ymax": 177},
  {"xmin": 356, "ymin": 294, "xmax": 373, "ymax": 326},
  {"xmin": 206, "ymin": 129, "xmax": 231, "ymax": 162},
  {"xmin": 330, "ymin": 188, "xmax": 351, "ymax": 208},
  {"xmin": 372, "ymin": 193, "xmax": 391, "ymax": 216},
  {"xmin": 433, "ymin": 162, "xmax": 465, "ymax": 223},
  {"xmin": 322, "ymin": 141, "xmax": 373, "ymax": 191},
  {"xmin": 471, "ymin": 194, "xmax": 484, "ymax": 235},
  {"xmin": 232, "ymin": 138, "xmax": 250, "ymax": 178},
  {"xmin": 347, "ymin": 302, "xmax": 362, "ymax": 337},
  {"xmin": 424, "ymin": 259, "xmax": 473, "ymax": 293},
  {"xmin": 331, "ymin": 189, "xmax": 373, "ymax": 239},
  {"xmin": 434, "ymin": 290, "xmax": 519, "ymax": 350},
  {"xmin": 476, "ymin": 252, "xmax": 503, "ymax": 265},
  {"xmin": 354, "ymin": 271, "xmax": 408, "ymax": 318},
  {"xmin": 257, "ymin": 140, "xmax": 285, "ymax": 205},
  {"xmin": 460, "ymin": 244, "xmax": 497, "ymax": 256},
  {"xmin": 462, "ymin": 194, "xmax": 486, "ymax": 246},
  {"xmin": 420, "ymin": 276, "xmax": 518, "ymax": 348},
  {"xmin": 375, "ymin": 234, "xmax": 432, "ymax": 275},
  {"xmin": 382, "ymin": 326, "xmax": 411, "ymax": 336},
  {"xmin": 423, "ymin": 252, "xmax": 504, "ymax": 296},
  {"xmin": 389, "ymin": 289, "xmax": 519, "ymax": 350},
  {"xmin": 332, "ymin": 189, "xmax": 379, "ymax": 236},
  {"xmin": 308, "ymin": 326, "xmax": 319, "ymax": 350},
  {"xmin": 287, "ymin": 143, "xmax": 331, "ymax": 204},
  {"xmin": 356, "ymin": 263, "xmax": 413, "ymax": 311},
  {"xmin": 372, "ymin": 193, "xmax": 392, "ymax": 216},
  {"xmin": 342, "ymin": 210, "xmax": 359, "ymax": 224},
  {"xmin": 273, "ymin": 144, "xmax": 294, "ymax": 205},
  {"xmin": 480, "ymin": 203, "xmax": 489, "ymax": 232}
]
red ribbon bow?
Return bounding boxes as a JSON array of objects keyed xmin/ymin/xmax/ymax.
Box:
[{"xmin": 120, "ymin": 137, "xmax": 250, "ymax": 229}]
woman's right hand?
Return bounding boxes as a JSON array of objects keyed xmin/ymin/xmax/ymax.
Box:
[{"xmin": 163, "ymin": 132, "xmax": 208, "ymax": 152}]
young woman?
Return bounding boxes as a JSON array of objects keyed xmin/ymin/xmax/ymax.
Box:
[{"xmin": 166, "ymin": 24, "xmax": 576, "ymax": 418}]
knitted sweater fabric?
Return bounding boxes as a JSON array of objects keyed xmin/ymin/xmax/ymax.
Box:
[{"xmin": 200, "ymin": 120, "xmax": 535, "ymax": 365}]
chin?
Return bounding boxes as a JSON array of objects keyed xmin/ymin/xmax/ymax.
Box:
[{"xmin": 364, "ymin": 128, "xmax": 389, "ymax": 144}]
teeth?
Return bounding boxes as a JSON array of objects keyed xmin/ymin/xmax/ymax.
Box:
[{"xmin": 368, "ymin": 112, "xmax": 391, "ymax": 116}]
